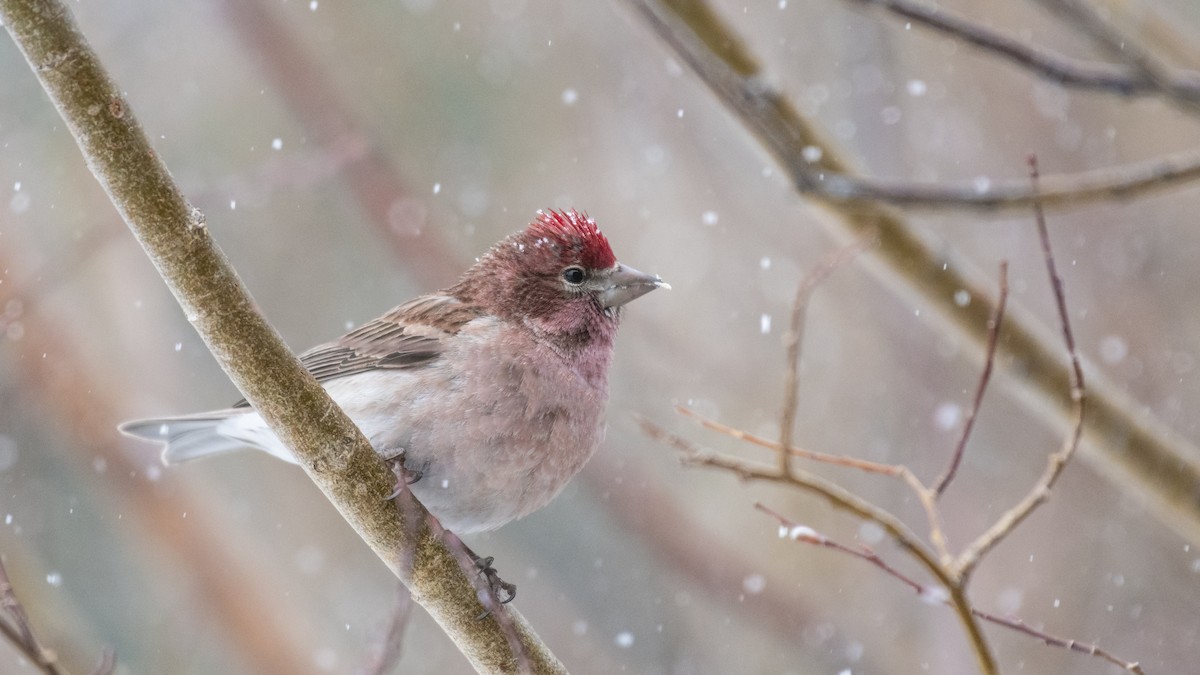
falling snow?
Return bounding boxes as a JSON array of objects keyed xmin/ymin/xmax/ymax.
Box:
[
  {"xmin": 934, "ymin": 402, "xmax": 961, "ymax": 430},
  {"xmin": 919, "ymin": 586, "xmax": 948, "ymax": 605},
  {"xmin": 615, "ymin": 631, "xmax": 635, "ymax": 648},
  {"xmin": 0, "ymin": 435, "xmax": 17, "ymax": 472},
  {"xmin": 742, "ymin": 574, "xmax": 766, "ymax": 594},
  {"xmin": 1099, "ymin": 335, "xmax": 1128, "ymax": 364},
  {"xmin": 858, "ymin": 521, "xmax": 884, "ymax": 544}
]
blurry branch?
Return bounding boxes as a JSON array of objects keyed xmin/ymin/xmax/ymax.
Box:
[
  {"xmin": 1031, "ymin": 0, "xmax": 1186, "ymax": 103},
  {"xmin": 0, "ymin": 1, "xmax": 562, "ymax": 673},
  {"xmin": 0, "ymin": 253, "xmax": 323, "ymax": 671},
  {"xmin": 844, "ymin": 0, "xmax": 1200, "ymax": 104},
  {"xmin": 778, "ymin": 234, "xmax": 877, "ymax": 478},
  {"xmin": 756, "ymin": 505, "xmax": 1146, "ymax": 675},
  {"xmin": 0, "ymin": 556, "xmax": 115, "ymax": 675},
  {"xmin": 0, "ymin": 556, "xmax": 68, "ymax": 675},
  {"xmin": 627, "ymin": 0, "xmax": 1200, "ymax": 211},
  {"xmin": 358, "ymin": 583, "xmax": 413, "ymax": 675},
  {"xmin": 217, "ymin": 0, "xmax": 460, "ymax": 288},
  {"xmin": 624, "ymin": 0, "xmax": 1200, "ymax": 548},
  {"xmin": 643, "ymin": 179, "xmax": 1144, "ymax": 672}
]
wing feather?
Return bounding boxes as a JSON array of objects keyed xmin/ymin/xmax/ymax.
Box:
[{"xmin": 233, "ymin": 293, "xmax": 482, "ymax": 408}]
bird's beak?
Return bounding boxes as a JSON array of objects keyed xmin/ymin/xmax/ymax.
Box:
[{"xmin": 599, "ymin": 263, "xmax": 670, "ymax": 309}]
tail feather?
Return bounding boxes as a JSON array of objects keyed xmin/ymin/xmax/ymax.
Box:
[{"xmin": 119, "ymin": 411, "xmax": 248, "ymax": 464}]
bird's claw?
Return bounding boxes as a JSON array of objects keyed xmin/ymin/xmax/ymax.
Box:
[
  {"xmin": 383, "ymin": 452, "xmax": 423, "ymax": 500},
  {"xmin": 472, "ymin": 555, "xmax": 517, "ymax": 617}
]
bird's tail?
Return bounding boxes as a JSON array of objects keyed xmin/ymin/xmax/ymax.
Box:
[{"xmin": 119, "ymin": 410, "xmax": 248, "ymax": 465}]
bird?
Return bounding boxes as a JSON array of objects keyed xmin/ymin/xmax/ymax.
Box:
[{"xmin": 120, "ymin": 209, "xmax": 667, "ymax": 536}]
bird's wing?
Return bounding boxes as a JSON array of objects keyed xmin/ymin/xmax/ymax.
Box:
[{"xmin": 232, "ymin": 293, "xmax": 482, "ymax": 408}]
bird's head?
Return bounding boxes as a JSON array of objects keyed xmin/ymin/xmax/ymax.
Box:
[{"xmin": 453, "ymin": 209, "xmax": 666, "ymax": 351}]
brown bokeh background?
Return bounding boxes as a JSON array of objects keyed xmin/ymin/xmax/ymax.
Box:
[{"xmin": 2, "ymin": 0, "xmax": 1199, "ymax": 673}]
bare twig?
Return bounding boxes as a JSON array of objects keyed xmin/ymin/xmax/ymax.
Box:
[
  {"xmin": 758, "ymin": 505, "xmax": 1146, "ymax": 674},
  {"xmin": 933, "ymin": 261, "xmax": 1008, "ymax": 496},
  {"xmin": 678, "ymin": 405, "xmax": 951, "ymax": 561},
  {"xmin": 581, "ymin": 454, "xmax": 884, "ymax": 673},
  {"xmin": 844, "ymin": 0, "xmax": 1200, "ymax": 103},
  {"xmin": 626, "ymin": 0, "xmax": 1200, "ymax": 551},
  {"xmin": 956, "ymin": 157, "xmax": 1086, "ymax": 578},
  {"xmin": 779, "ymin": 236, "xmax": 876, "ymax": 478},
  {"xmin": 625, "ymin": 0, "xmax": 1200, "ymax": 211},
  {"xmin": 970, "ymin": 608, "xmax": 1145, "ymax": 674},
  {"xmin": 1033, "ymin": 0, "xmax": 1185, "ymax": 103},
  {"xmin": 636, "ymin": 417, "xmax": 998, "ymax": 674}
]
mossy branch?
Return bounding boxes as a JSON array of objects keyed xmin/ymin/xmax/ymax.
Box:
[{"xmin": 0, "ymin": 1, "xmax": 564, "ymax": 672}]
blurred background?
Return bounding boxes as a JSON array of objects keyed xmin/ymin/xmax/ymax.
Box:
[{"xmin": 2, "ymin": 0, "xmax": 1199, "ymax": 672}]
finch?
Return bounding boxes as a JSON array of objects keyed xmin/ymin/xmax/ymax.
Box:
[{"xmin": 120, "ymin": 209, "xmax": 666, "ymax": 534}]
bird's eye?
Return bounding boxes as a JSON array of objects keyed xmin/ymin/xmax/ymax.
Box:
[{"xmin": 561, "ymin": 266, "xmax": 586, "ymax": 285}]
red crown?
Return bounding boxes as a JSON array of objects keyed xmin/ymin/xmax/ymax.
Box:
[{"xmin": 527, "ymin": 209, "xmax": 616, "ymax": 269}]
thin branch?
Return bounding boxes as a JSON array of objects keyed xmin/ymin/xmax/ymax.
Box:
[
  {"xmin": 627, "ymin": 0, "xmax": 1200, "ymax": 551},
  {"xmin": 679, "ymin": 405, "xmax": 903, "ymax": 476},
  {"xmin": 635, "ymin": 417, "xmax": 998, "ymax": 675},
  {"xmin": 933, "ymin": 261, "xmax": 1008, "ymax": 496},
  {"xmin": 359, "ymin": 583, "xmax": 413, "ymax": 675},
  {"xmin": 677, "ymin": 405, "xmax": 950, "ymax": 562},
  {"xmin": 626, "ymin": 0, "xmax": 1200, "ymax": 211},
  {"xmin": 0, "ymin": 1, "xmax": 563, "ymax": 672},
  {"xmin": 956, "ymin": 157, "xmax": 1086, "ymax": 578},
  {"xmin": 779, "ymin": 235, "xmax": 876, "ymax": 477},
  {"xmin": 757, "ymin": 505, "xmax": 1145, "ymax": 674},
  {"xmin": 844, "ymin": 0, "xmax": 1200, "ymax": 103},
  {"xmin": 579, "ymin": 454, "xmax": 886, "ymax": 673},
  {"xmin": 970, "ymin": 608, "xmax": 1145, "ymax": 675},
  {"xmin": 1033, "ymin": 0, "xmax": 1186, "ymax": 103}
]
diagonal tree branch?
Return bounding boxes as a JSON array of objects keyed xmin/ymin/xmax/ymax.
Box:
[
  {"xmin": 844, "ymin": 0, "xmax": 1200, "ymax": 105},
  {"xmin": 0, "ymin": 1, "xmax": 564, "ymax": 672},
  {"xmin": 622, "ymin": 0, "xmax": 1200, "ymax": 547}
]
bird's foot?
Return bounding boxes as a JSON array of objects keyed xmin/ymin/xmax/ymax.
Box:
[
  {"xmin": 383, "ymin": 452, "xmax": 423, "ymax": 500},
  {"xmin": 472, "ymin": 554, "xmax": 517, "ymax": 615}
]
